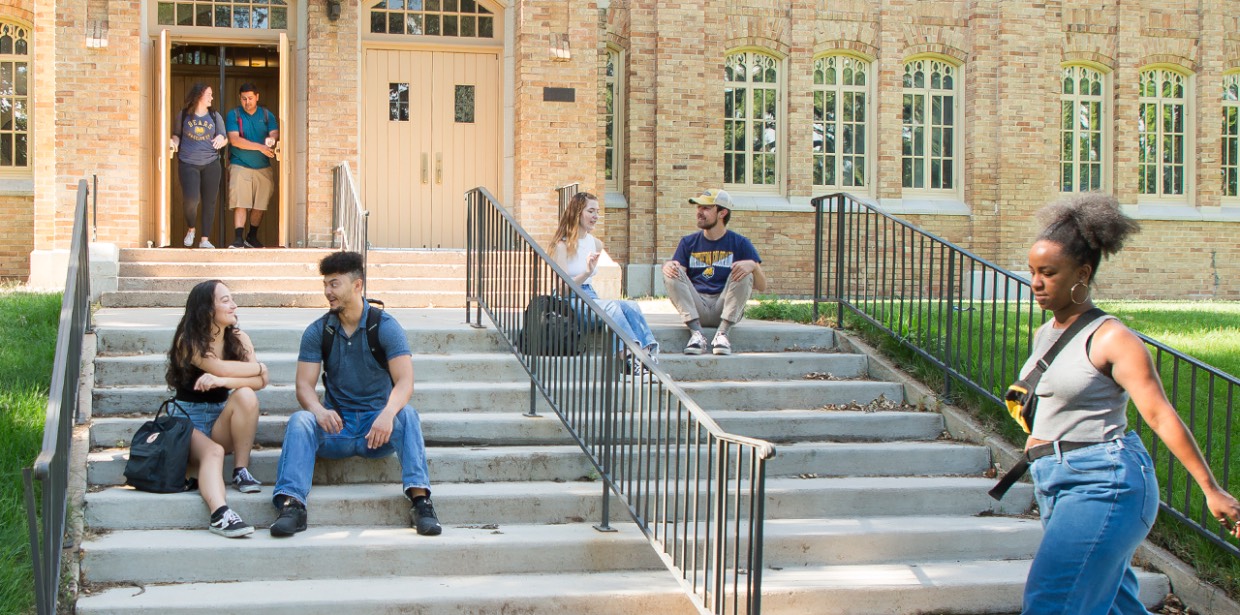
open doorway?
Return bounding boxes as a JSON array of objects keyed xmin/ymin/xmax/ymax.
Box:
[{"xmin": 169, "ymin": 43, "xmax": 282, "ymax": 249}]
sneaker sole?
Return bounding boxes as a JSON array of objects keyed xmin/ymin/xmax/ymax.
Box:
[
  {"xmin": 270, "ymin": 518, "xmax": 308, "ymax": 537},
  {"xmin": 210, "ymin": 525, "xmax": 254, "ymax": 539},
  {"xmin": 235, "ymin": 484, "xmax": 262, "ymax": 494},
  {"xmin": 712, "ymin": 347, "xmax": 732, "ymax": 355},
  {"xmin": 415, "ymin": 523, "xmax": 443, "ymax": 536},
  {"xmin": 684, "ymin": 347, "xmax": 705, "ymax": 355}
]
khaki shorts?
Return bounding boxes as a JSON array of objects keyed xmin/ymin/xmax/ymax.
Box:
[{"xmin": 228, "ymin": 165, "xmax": 274, "ymax": 211}]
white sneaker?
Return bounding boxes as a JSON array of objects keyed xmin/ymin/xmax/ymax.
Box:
[
  {"xmin": 711, "ymin": 332, "xmax": 732, "ymax": 355},
  {"xmin": 199, "ymin": 238, "xmax": 215, "ymax": 249},
  {"xmin": 684, "ymin": 331, "xmax": 707, "ymax": 355},
  {"xmin": 183, "ymin": 229, "xmax": 195, "ymax": 247}
]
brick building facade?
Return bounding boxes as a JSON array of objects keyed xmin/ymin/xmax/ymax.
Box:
[{"xmin": 3, "ymin": 0, "xmax": 1238, "ymax": 300}]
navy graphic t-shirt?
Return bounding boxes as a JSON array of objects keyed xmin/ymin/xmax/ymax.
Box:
[{"xmin": 671, "ymin": 230, "xmax": 761, "ymax": 295}]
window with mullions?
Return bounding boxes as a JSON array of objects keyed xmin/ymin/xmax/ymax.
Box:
[
  {"xmin": 724, "ymin": 51, "xmax": 780, "ymax": 189},
  {"xmin": 1223, "ymin": 74, "xmax": 1239, "ymax": 197},
  {"xmin": 0, "ymin": 22, "xmax": 29, "ymax": 169},
  {"xmin": 1060, "ymin": 65, "xmax": 1106, "ymax": 193},
  {"xmin": 369, "ymin": 0, "xmax": 495, "ymax": 38},
  {"xmin": 902, "ymin": 59, "xmax": 957, "ymax": 191},
  {"xmin": 157, "ymin": 1, "xmax": 288, "ymax": 29},
  {"xmin": 1138, "ymin": 68, "xmax": 1189, "ymax": 197},
  {"xmin": 812, "ymin": 55, "xmax": 868, "ymax": 189},
  {"xmin": 604, "ymin": 48, "xmax": 621, "ymax": 189}
]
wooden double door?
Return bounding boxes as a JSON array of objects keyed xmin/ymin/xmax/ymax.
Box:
[{"xmin": 362, "ymin": 48, "xmax": 500, "ymax": 249}]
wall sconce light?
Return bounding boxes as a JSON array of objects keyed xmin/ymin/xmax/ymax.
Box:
[{"xmin": 327, "ymin": 0, "xmax": 342, "ymax": 22}]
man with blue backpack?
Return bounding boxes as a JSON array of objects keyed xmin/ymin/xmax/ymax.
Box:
[
  {"xmin": 269, "ymin": 251, "xmax": 442, "ymax": 537},
  {"xmin": 225, "ymin": 83, "xmax": 279, "ymax": 249}
]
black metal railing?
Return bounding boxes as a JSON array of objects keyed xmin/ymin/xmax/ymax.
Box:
[
  {"xmin": 24, "ymin": 179, "xmax": 93, "ymax": 615},
  {"xmin": 811, "ymin": 192, "xmax": 1240, "ymax": 559},
  {"xmin": 466, "ymin": 187, "xmax": 774, "ymax": 614},
  {"xmin": 332, "ymin": 162, "xmax": 370, "ymax": 291},
  {"xmin": 557, "ymin": 182, "xmax": 579, "ymax": 220}
]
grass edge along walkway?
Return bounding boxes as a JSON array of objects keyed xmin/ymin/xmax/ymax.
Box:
[
  {"xmin": 744, "ymin": 297, "xmax": 1240, "ymax": 601},
  {"xmin": 0, "ymin": 290, "xmax": 62, "ymax": 615}
]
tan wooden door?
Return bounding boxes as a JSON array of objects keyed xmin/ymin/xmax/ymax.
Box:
[{"xmin": 363, "ymin": 49, "xmax": 499, "ymax": 249}]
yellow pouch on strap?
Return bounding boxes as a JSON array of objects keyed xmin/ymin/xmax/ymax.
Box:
[{"xmin": 1004, "ymin": 382, "xmax": 1034, "ymax": 434}]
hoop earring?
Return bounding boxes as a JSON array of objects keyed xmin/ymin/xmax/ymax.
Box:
[{"xmin": 1070, "ymin": 282, "xmax": 1089, "ymax": 305}]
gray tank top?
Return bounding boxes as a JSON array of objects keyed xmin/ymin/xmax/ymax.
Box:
[{"xmin": 1021, "ymin": 315, "xmax": 1130, "ymax": 442}]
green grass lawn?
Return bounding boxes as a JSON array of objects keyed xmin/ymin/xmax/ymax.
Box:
[
  {"xmin": 0, "ymin": 290, "xmax": 62, "ymax": 615},
  {"xmin": 747, "ymin": 297, "xmax": 1240, "ymax": 598}
]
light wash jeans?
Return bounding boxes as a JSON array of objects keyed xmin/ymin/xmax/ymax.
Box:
[
  {"xmin": 1023, "ymin": 431, "xmax": 1159, "ymax": 615},
  {"xmin": 272, "ymin": 407, "xmax": 431, "ymax": 507},
  {"xmin": 578, "ymin": 283, "xmax": 659, "ymax": 354}
]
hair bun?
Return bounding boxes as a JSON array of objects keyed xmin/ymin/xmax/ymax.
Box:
[{"xmin": 1039, "ymin": 193, "xmax": 1140, "ymax": 258}]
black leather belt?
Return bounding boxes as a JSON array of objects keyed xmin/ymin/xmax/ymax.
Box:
[{"xmin": 989, "ymin": 440, "xmax": 1103, "ymax": 500}]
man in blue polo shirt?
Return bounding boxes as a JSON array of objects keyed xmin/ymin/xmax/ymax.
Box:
[
  {"xmin": 225, "ymin": 83, "xmax": 279, "ymax": 249},
  {"xmin": 661, "ymin": 188, "xmax": 767, "ymax": 355}
]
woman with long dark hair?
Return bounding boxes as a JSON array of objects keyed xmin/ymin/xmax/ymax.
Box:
[
  {"xmin": 551, "ymin": 192, "xmax": 659, "ymax": 375},
  {"xmin": 166, "ymin": 280, "xmax": 268, "ymax": 537},
  {"xmin": 1018, "ymin": 193, "xmax": 1240, "ymax": 613},
  {"xmin": 170, "ymin": 83, "xmax": 228, "ymax": 248}
]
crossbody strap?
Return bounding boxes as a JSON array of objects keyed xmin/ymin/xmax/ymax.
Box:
[{"xmin": 1020, "ymin": 307, "xmax": 1107, "ymax": 395}]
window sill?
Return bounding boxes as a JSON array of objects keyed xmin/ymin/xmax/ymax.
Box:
[
  {"xmin": 728, "ymin": 194, "xmax": 812, "ymax": 213},
  {"xmin": 1121, "ymin": 202, "xmax": 1240, "ymax": 222},
  {"xmin": 879, "ymin": 197, "xmax": 971, "ymax": 216},
  {"xmin": 0, "ymin": 178, "xmax": 34, "ymax": 197},
  {"xmin": 604, "ymin": 190, "xmax": 627, "ymax": 209}
]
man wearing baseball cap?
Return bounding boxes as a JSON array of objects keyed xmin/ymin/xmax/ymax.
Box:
[{"xmin": 661, "ymin": 188, "xmax": 767, "ymax": 355}]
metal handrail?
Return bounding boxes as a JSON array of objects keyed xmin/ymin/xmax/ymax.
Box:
[
  {"xmin": 556, "ymin": 182, "xmax": 579, "ymax": 221},
  {"xmin": 25, "ymin": 179, "xmax": 93, "ymax": 615},
  {"xmin": 465, "ymin": 187, "xmax": 774, "ymax": 615},
  {"xmin": 812, "ymin": 192, "xmax": 1240, "ymax": 559},
  {"xmin": 332, "ymin": 162, "xmax": 370, "ymax": 292}
]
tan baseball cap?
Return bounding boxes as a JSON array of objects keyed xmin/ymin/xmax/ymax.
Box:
[{"xmin": 688, "ymin": 188, "xmax": 732, "ymax": 208}]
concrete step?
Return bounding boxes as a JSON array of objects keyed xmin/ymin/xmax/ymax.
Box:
[
  {"xmin": 99, "ymin": 290, "xmax": 468, "ymax": 308},
  {"xmin": 90, "ymin": 309, "xmax": 838, "ymax": 356},
  {"xmin": 76, "ymin": 570, "xmax": 697, "ymax": 615},
  {"xmin": 88, "ymin": 445, "xmax": 598, "ymax": 487},
  {"xmin": 93, "ymin": 351, "xmax": 868, "ymax": 388},
  {"xmin": 759, "ymin": 559, "xmax": 1169, "ymax": 614},
  {"xmin": 118, "ymin": 261, "xmax": 466, "ymax": 278},
  {"xmin": 91, "ymin": 378, "xmax": 900, "ymax": 417},
  {"xmin": 91, "ymin": 413, "xmax": 574, "ymax": 449},
  {"xmin": 116, "ymin": 276, "xmax": 466, "ymax": 293},
  {"xmin": 84, "ymin": 477, "xmax": 1033, "ymax": 531},
  {"xmin": 117, "ymin": 247, "xmax": 467, "ymax": 265},
  {"xmin": 81, "ymin": 522, "xmax": 663, "ymax": 584},
  {"xmin": 90, "ymin": 408, "xmax": 930, "ymax": 450},
  {"xmin": 88, "ymin": 441, "xmax": 991, "ymax": 487}
]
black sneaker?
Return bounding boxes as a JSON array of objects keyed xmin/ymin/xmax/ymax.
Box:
[
  {"xmin": 232, "ymin": 467, "xmax": 262, "ymax": 494},
  {"xmin": 245, "ymin": 233, "xmax": 264, "ymax": 249},
  {"xmin": 208, "ymin": 507, "xmax": 254, "ymax": 538},
  {"xmin": 229, "ymin": 236, "xmax": 246, "ymax": 249},
  {"xmin": 270, "ymin": 499, "xmax": 307, "ymax": 537},
  {"xmin": 411, "ymin": 497, "xmax": 442, "ymax": 536}
]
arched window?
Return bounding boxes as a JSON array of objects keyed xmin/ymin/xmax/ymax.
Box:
[
  {"xmin": 157, "ymin": 1, "xmax": 289, "ymax": 29},
  {"xmin": 0, "ymin": 22, "xmax": 29, "ymax": 169},
  {"xmin": 901, "ymin": 58, "xmax": 958, "ymax": 191},
  {"xmin": 1138, "ymin": 68, "xmax": 1189, "ymax": 197},
  {"xmin": 369, "ymin": 0, "xmax": 496, "ymax": 38},
  {"xmin": 724, "ymin": 50, "xmax": 781, "ymax": 189},
  {"xmin": 1223, "ymin": 73, "xmax": 1239, "ymax": 198},
  {"xmin": 812, "ymin": 54, "xmax": 869, "ymax": 190},
  {"xmin": 1060, "ymin": 65, "xmax": 1107, "ymax": 192},
  {"xmin": 604, "ymin": 47, "xmax": 622, "ymax": 191}
]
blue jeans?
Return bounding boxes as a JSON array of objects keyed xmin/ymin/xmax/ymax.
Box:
[
  {"xmin": 176, "ymin": 399, "xmax": 227, "ymax": 435},
  {"xmin": 1023, "ymin": 431, "xmax": 1159, "ymax": 615},
  {"xmin": 272, "ymin": 407, "xmax": 431, "ymax": 507},
  {"xmin": 577, "ymin": 284, "xmax": 659, "ymax": 354}
]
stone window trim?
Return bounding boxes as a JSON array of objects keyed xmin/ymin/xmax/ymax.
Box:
[
  {"xmin": 1136, "ymin": 64, "xmax": 1194, "ymax": 206},
  {"xmin": 901, "ymin": 54, "xmax": 964, "ymax": 202},
  {"xmin": 811, "ymin": 52, "xmax": 873, "ymax": 196},
  {"xmin": 0, "ymin": 19, "xmax": 30, "ymax": 176},
  {"xmin": 1059, "ymin": 63, "xmax": 1112, "ymax": 194},
  {"xmin": 723, "ymin": 47, "xmax": 786, "ymax": 196},
  {"xmin": 603, "ymin": 45, "xmax": 623, "ymax": 193}
]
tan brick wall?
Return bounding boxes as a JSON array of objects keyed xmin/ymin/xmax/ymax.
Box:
[
  {"xmin": 0, "ymin": 194, "xmax": 32, "ymax": 278},
  {"xmin": 304, "ymin": 0, "xmax": 360, "ymax": 248}
]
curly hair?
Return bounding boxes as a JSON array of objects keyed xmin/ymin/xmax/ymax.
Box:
[
  {"xmin": 166, "ymin": 280, "xmax": 248, "ymax": 391},
  {"xmin": 1036, "ymin": 193, "xmax": 1141, "ymax": 284},
  {"xmin": 552, "ymin": 192, "xmax": 599, "ymax": 258}
]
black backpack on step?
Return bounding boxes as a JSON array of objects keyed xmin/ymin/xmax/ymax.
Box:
[{"xmin": 518, "ymin": 295, "xmax": 585, "ymax": 356}]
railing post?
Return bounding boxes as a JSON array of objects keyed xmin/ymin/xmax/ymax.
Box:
[
  {"xmin": 465, "ymin": 191, "xmax": 474, "ymax": 324},
  {"xmin": 525, "ymin": 255, "xmax": 539, "ymax": 417},
  {"xmin": 834, "ymin": 194, "xmax": 846, "ymax": 328},
  {"xmin": 594, "ymin": 348, "xmax": 616, "ymax": 533},
  {"xmin": 812, "ymin": 197, "xmax": 822, "ymax": 324},
  {"xmin": 943, "ymin": 248, "xmax": 956, "ymax": 398}
]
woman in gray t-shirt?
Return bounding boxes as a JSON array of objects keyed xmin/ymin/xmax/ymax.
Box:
[
  {"xmin": 1019, "ymin": 193, "xmax": 1240, "ymax": 614},
  {"xmin": 170, "ymin": 83, "xmax": 226, "ymax": 249}
]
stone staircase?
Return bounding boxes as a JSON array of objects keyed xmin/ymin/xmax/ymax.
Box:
[{"xmin": 76, "ymin": 263, "xmax": 1172, "ymax": 613}]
